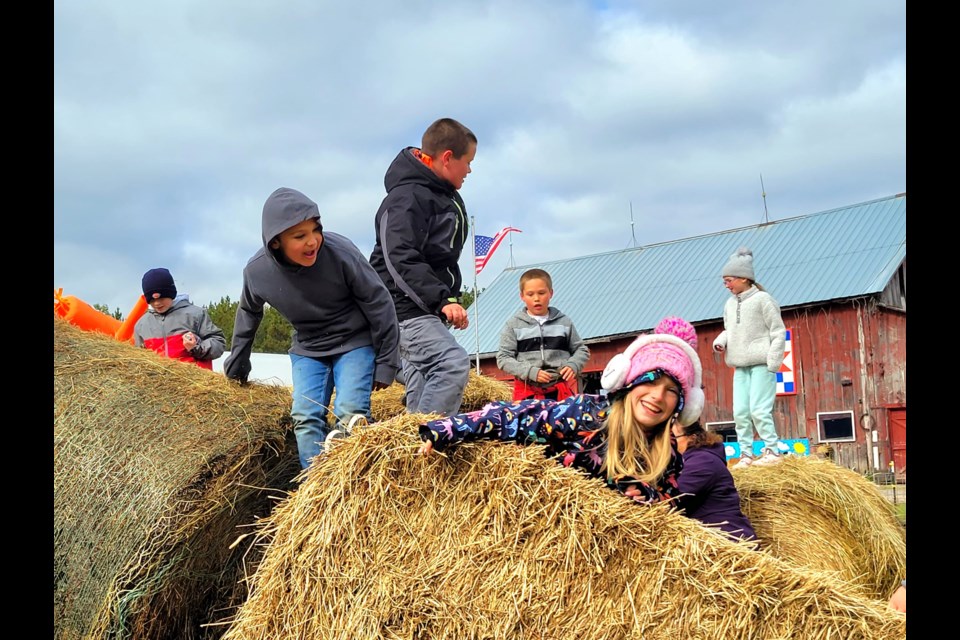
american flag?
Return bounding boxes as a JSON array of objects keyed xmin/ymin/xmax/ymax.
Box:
[{"xmin": 474, "ymin": 227, "xmax": 522, "ymax": 274}]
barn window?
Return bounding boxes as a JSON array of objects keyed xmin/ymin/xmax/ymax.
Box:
[
  {"xmin": 817, "ymin": 411, "xmax": 856, "ymax": 442},
  {"xmin": 705, "ymin": 421, "xmax": 738, "ymax": 442}
]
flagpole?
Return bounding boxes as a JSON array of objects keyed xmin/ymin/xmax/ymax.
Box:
[{"xmin": 471, "ymin": 216, "xmax": 481, "ymax": 374}]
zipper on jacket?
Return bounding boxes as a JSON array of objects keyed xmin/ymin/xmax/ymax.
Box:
[
  {"xmin": 450, "ymin": 198, "xmax": 466, "ymax": 249},
  {"xmin": 539, "ymin": 323, "xmax": 546, "ymax": 366},
  {"xmin": 735, "ymin": 295, "xmax": 742, "ymax": 324},
  {"xmin": 160, "ymin": 314, "xmax": 171, "ymax": 357}
]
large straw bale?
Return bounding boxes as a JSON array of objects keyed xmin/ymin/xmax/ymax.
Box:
[
  {"xmin": 734, "ymin": 455, "xmax": 906, "ymax": 600},
  {"xmin": 220, "ymin": 416, "xmax": 906, "ymax": 640},
  {"xmin": 54, "ymin": 316, "xmax": 300, "ymax": 640},
  {"xmin": 368, "ymin": 371, "xmax": 512, "ymax": 422}
]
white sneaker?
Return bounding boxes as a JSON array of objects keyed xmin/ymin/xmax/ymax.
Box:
[
  {"xmin": 346, "ymin": 414, "xmax": 369, "ymax": 432},
  {"xmin": 324, "ymin": 415, "xmax": 369, "ymax": 452},
  {"xmin": 732, "ymin": 455, "xmax": 754, "ymax": 470},
  {"xmin": 323, "ymin": 428, "xmax": 348, "ymax": 452},
  {"xmin": 753, "ymin": 449, "xmax": 783, "ymax": 467}
]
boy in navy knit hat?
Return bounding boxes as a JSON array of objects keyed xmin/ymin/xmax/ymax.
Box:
[{"xmin": 134, "ymin": 267, "xmax": 226, "ymax": 369}]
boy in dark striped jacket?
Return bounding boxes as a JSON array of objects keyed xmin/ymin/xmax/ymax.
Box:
[{"xmin": 496, "ymin": 269, "xmax": 590, "ymax": 401}]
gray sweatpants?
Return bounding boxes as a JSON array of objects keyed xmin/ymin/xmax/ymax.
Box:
[{"xmin": 398, "ymin": 315, "xmax": 471, "ymax": 417}]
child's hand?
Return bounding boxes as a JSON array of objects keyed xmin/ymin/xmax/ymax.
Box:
[
  {"xmin": 182, "ymin": 332, "xmax": 198, "ymax": 350},
  {"xmin": 559, "ymin": 366, "xmax": 575, "ymax": 381},
  {"xmin": 441, "ymin": 303, "xmax": 469, "ymax": 330},
  {"xmin": 535, "ymin": 369, "xmax": 555, "ymax": 384},
  {"xmin": 418, "ymin": 439, "xmax": 435, "ymax": 456},
  {"xmin": 622, "ymin": 485, "xmax": 653, "ymax": 505},
  {"xmin": 888, "ymin": 584, "xmax": 906, "ymax": 613}
]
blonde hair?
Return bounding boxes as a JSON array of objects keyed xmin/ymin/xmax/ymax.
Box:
[{"xmin": 600, "ymin": 396, "xmax": 674, "ymax": 484}]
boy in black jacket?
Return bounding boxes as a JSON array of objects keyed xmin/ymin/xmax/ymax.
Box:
[{"xmin": 369, "ymin": 118, "xmax": 476, "ymax": 417}]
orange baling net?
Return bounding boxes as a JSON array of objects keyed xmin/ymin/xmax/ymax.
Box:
[{"xmin": 54, "ymin": 288, "xmax": 148, "ymax": 343}]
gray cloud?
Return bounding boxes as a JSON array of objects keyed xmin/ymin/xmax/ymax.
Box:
[{"xmin": 54, "ymin": 0, "xmax": 905, "ymax": 316}]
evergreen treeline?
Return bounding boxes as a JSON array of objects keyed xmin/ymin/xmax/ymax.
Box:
[
  {"xmin": 206, "ymin": 297, "xmax": 294, "ymax": 353},
  {"xmin": 92, "ymin": 304, "xmax": 124, "ymax": 320}
]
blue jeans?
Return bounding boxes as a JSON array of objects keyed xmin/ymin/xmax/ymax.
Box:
[
  {"xmin": 733, "ymin": 364, "xmax": 780, "ymax": 456},
  {"xmin": 290, "ymin": 347, "xmax": 375, "ymax": 469},
  {"xmin": 399, "ymin": 315, "xmax": 470, "ymax": 416}
]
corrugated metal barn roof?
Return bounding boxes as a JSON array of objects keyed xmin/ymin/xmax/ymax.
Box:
[{"xmin": 453, "ymin": 193, "xmax": 906, "ymax": 355}]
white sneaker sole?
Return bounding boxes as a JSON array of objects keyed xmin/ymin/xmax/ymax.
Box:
[
  {"xmin": 323, "ymin": 429, "xmax": 348, "ymax": 452},
  {"xmin": 346, "ymin": 414, "xmax": 369, "ymax": 432},
  {"xmin": 753, "ymin": 456, "xmax": 783, "ymax": 467}
]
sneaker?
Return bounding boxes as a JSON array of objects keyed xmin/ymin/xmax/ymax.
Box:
[
  {"xmin": 732, "ymin": 455, "xmax": 754, "ymax": 470},
  {"xmin": 324, "ymin": 415, "xmax": 369, "ymax": 452},
  {"xmin": 346, "ymin": 414, "xmax": 369, "ymax": 432},
  {"xmin": 753, "ymin": 449, "xmax": 783, "ymax": 467},
  {"xmin": 323, "ymin": 428, "xmax": 348, "ymax": 452}
]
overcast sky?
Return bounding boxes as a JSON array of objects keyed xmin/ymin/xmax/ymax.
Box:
[{"xmin": 54, "ymin": 0, "xmax": 905, "ymax": 316}]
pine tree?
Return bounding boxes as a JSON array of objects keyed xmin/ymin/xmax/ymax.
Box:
[
  {"xmin": 205, "ymin": 297, "xmax": 293, "ymax": 353},
  {"xmin": 206, "ymin": 296, "xmax": 237, "ymax": 349},
  {"xmin": 253, "ymin": 306, "xmax": 294, "ymax": 353},
  {"xmin": 93, "ymin": 303, "xmax": 124, "ymax": 320}
]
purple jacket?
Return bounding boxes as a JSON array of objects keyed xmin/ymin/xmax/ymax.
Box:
[{"xmin": 676, "ymin": 442, "xmax": 757, "ymax": 542}]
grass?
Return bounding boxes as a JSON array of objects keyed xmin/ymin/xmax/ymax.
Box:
[{"xmin": 894, "ymin": 503, "xmax": 906, "ymax": 525}]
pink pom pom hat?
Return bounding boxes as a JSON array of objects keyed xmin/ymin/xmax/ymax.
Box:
[{"xmin": 599, "ymin": 316, "xmax": 705, "ymax": 426}]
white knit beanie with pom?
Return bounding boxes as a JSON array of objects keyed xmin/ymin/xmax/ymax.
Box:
[{"xmin": 721, "ymin": 247, "xmax": 755, "ymax": 280}]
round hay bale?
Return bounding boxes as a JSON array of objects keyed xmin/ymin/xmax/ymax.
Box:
[
  {"xmin": 219, "ymin": 417, "xmax": 906, "ymax": 639},
  {"xmin": 368, "ymin": 371, "xmax": 512, "ymax": 422},
  {"xmin": 734, "ymin": 455, "xmax": 907, "ymax": 600},
  {"xmin": 54, "ymin": 316, "xmax": 300, "ymax": 640}
]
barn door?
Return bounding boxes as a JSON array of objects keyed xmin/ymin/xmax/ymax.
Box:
[{"xmin": 888, "ymin": 407, "xmax": 906, "ymax": 478}]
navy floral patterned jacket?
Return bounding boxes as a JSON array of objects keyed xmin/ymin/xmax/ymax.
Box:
[{"xmin": 419, "ymin": 395, "xmax": 683, "ymax": 504}]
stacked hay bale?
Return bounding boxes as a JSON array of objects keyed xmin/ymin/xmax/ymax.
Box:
[
  {"xmin": 219, "ymin": 417, "xmax": 906, "ymax": 640},
  {"xmin": 368, "ymin": 370, "xmax": 512, "ymax": 422},
  {"xmin": 734, "ymin": 455, "xmax": 906, "ymax": 600},
  {"xmin": 54, "ymin": 317, "xmax": 300, "ymax": 640}
]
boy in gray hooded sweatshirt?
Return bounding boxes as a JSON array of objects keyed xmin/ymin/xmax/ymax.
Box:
[{"xmin": 224, "ymin": 187, "xmax": 400, "ymax": 470}]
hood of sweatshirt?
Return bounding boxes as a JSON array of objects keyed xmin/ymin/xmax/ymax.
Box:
[
  {"xmin": 384, "ymin": 147, "xmax": 456, "ymax": 195},
  {"xmin": 261, "ymin": 187, "xmax": 324, "ymax": 269},
  {"xmin": 698, "ymin": 441, "xmax": 729, "ymax": 463}
]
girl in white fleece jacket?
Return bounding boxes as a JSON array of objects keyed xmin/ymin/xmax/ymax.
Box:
[{"xmin": 712, "ymin": 247, "xmax": 786, "ymax": 469}]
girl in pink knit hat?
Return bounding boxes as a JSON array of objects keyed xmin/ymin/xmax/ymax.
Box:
[{"xmin": 418, "ymin": 316, "xmax": 705, "ymax": 506}]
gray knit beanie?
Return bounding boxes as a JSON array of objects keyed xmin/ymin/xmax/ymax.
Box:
[{"xmin": 721, "ymin": 247, "xmax": 755, "ymax": 280}]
